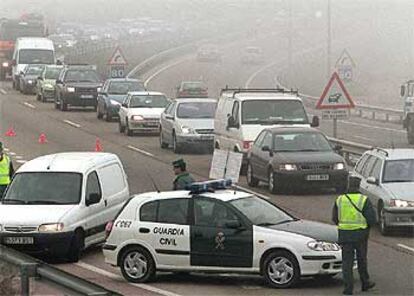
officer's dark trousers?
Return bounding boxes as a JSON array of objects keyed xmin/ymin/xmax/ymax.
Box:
[
  {"xmin": 341, "ymin": 239, "xmax": 370, "ymax": 293},
  {"xmin": 0, "ymin": 185, "xmax": 7, "ymax": 198}
]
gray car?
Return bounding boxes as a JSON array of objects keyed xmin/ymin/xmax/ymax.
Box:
[{"xmin": 353, "ymin": 148, "xmax": 414, "ymax": 235}]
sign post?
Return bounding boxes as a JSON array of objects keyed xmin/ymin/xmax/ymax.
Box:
[
  {"xmin": 107, "ymin": 46, "xmax": 128, "ymax": 78},
  {"xmin": 316, "ymin": 72, "xmax": 355, "ymax": 138}
]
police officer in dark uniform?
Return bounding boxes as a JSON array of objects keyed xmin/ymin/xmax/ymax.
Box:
[
  {"xmin": 0, "ymin": 142, "xmax": 14, "ymax": 198},
  {"xmin": 172, "ymin": 159, "xmax": 195, "ymax": 190},
  {"xmin": 332, "ymin": 176, "xmax": 376, "ymax": 295}
]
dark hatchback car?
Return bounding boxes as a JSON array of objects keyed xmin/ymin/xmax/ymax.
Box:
[
  {"xmin": 97, "ymin": 78, "xmax": 145, "ymax": 121},
  {"xmin": 54, "ymin": 65, "xmax": 102, "ymax": 111},
  {"xmin": 19, "ymin": 64, "xmax": 45, "ymax": 95},
  {"xmin": 247, "ymin": 127, "xmax": 348, "ymax": 193}
]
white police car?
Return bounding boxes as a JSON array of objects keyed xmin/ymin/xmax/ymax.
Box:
[{"xmin": 103, "ymin": 180, "xmax": 342, "ymax": 288}]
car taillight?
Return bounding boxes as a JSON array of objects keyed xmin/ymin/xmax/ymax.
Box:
[
  {"xmin": 105, "ymin": 221, "xmax": 114, "ymax": 239},
  {"xmin": 243, "ymin": 141, "xmax": 253, "ymax": 150}
]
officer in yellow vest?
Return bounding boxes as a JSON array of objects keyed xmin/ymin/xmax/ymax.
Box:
[
  {"xmin": 332, "ymin": 176, "xmax": 376, "ymax": 295},
  {"xmin": 0, "ymin": 142, "xmax": 14, "ymax": 197}
]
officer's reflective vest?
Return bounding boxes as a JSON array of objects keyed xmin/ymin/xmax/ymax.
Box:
[
  {"xmin": 336, "ymin": 194, "xmax": 368, "ymax": 230},
  {"xmin": 0, "ymin": 155, "xmax": 11, "ymax": 185}
]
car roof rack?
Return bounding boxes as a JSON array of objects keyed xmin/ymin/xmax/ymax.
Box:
[
  {"xmin": 373, "ymin": 147, "xmax": 389, "ymax": 157},
  {"xmin": 220, "ymin": 86, "xmax": 299, "ymax": 97}
]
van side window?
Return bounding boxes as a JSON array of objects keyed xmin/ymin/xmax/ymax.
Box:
[
  {"xmin": 140, "ymin": 201, "xmax": 158, "ymax": 222},
  {"xmin": 361, "ymin": 156, "xmax": 376, "ymax": 178},
  {"xmin": 231, "ymin": 101, "xmax": 239, "ymax": 124},
  {"xmin": 355, "ymin": 154, "xmax": 369, "ymax": 174},
  {"xmin": 98, "ymin": 164, "xmax": 126, "ymax": 196},
  {"xmin": 86, "ymin": 171, "xmax": 102, "ymax": 202}
]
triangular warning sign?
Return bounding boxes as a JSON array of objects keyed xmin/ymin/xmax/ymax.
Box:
[
  {"xmin": 108, "ymin": 46, "xmax": 128, "ymax": 65},
  {"xmin": 335, "ymin": 49, "xmax": 356, "ymax": 68},
  {"xmin": 316, "ymin": 72, "xmax": 355, "ymax": 109}
]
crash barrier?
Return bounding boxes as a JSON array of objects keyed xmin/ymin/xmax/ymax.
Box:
[
  {"xmin": 275, "ymin": 76, "xmax": 404, "ymax": 123},
  {"xmin": 0, "ymin": 245, "xmax": 121, "ymax": 296},
  {"xmin": 327, "ymin": 136, "xmax": 372, "ymax": 166}
]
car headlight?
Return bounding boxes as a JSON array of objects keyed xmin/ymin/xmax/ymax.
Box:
[
  {"xmin": 333, "ymin": 162, "xmax": 346, "ymax": 170},
  {"xmin": 131, "ymin": 115, "xmax": 144, "ymax": 121},
  {"xmin": 2, "ymin": 62, "xmax": 9, "ymax": 68},
  {"xmin": 27, "ymin": 79, "xmax": 33, "ymax": 84},
  {"xmin": 389, "ymin": 199, "xmax": 414, "ymax": 208},
  {"xmin": 66, "ymin": 87, "xmax": 75, "ymax": 92},
  {"xmin": 38, "ymin": 223, "xmax": 64, "ymax": 232},
  {"xmin": 181, "ymin": 126, "xmax": 195, "ymax": 134},
  {"xmin": 44, "ymin": 83, "xmax": 54, "ymax": 89},
  {"xmin": 307, "ymin": 241, "xmax": 340, "ymax": 251},
  {"xmin": 279, "ymin": 164, "xmax": 298, "ymax": 171},
  {"xmin": 97, "ymin": 87, "xmax": 102, "ymax": 92},
  {"xmin": 110, "ymin": 99, "xmax": 121, "ymax": 106}
]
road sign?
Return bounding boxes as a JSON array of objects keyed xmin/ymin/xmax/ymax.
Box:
[
  {"xmin": 108, "ymin": 46, "xmax": 128, "ymax": 65},
  {"xmin": 322, "ymin": 109, "xmax": 349, "ymax": 120},
  {"xmin": 335, "ymin": 49, "xmax": 355, "ymax": 82},
  {"xmin": 110, "ymin": 65, "xmax": 125, "ymax": 78},
  {"xmin": 209, "ymin": 149, "xmax": 243, "ymax": 183},
  {"xmin": 316, "ymin": 72, "xmax": 355, "ymax": 110}
]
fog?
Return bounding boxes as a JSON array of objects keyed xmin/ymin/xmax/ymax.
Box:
[{"xmin": 1, "ymin": 0, "xmax": 413, "ymax": 107}]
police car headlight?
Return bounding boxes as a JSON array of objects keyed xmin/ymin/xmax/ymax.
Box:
[
  {"xmin": 333, "ymin": 162, "xmax": 345, "ymax": 170},
  {"xmin": 38, "ymin": 223, "xmax": 64, "ymax": 232},
  {"xmin": 181, "ymin": 125, "xmax": 195, "ymax": 134},
  {"xmin": 66, "ymin": 87, "xmax": 75, "ymax": 92},
  {"xmin": 307, "ymin": 241, "xmax": 340, "ymax": 251},
  {"xmin": 279, "ymin": 164, "xmax": 297, "ymax": 171}
]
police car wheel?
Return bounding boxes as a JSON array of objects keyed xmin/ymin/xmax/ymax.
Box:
[
  {"xmin": 263, "ymin": 250, "xmax": 300, "ymax": 288},
  {"xmin": 120, "ymin": 246, "xmax": 155, "ymax": 283},
  {"xmin": 246, "ymin": 163, "xmax": 259, "ymax": 187}
]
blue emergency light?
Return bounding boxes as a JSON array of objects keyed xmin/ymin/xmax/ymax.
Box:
[{"xmin": 187, "ymin": 179, "xmax": 232, "ymax": 194}]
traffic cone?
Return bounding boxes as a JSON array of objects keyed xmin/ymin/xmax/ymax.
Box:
[
  {"xmin": 5, "ymin": 127, "xmax": 16, "ymax": 137},
  {"xmin": 95, "ymin": 138, "xmax": 103, "ymax": 152},
  {"xmin": 38, "ymin": 133, "xmax": 47, "ymax": 144}
]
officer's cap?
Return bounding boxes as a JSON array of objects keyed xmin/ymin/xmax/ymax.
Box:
[{"xmin": 172, "ymin": 158, "xmax": 186, "ymax": 168}]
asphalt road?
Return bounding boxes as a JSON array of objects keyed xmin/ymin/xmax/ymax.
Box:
[{"xmin": 0, "ymin": 18, "xmax": 413, "ymax": 296}]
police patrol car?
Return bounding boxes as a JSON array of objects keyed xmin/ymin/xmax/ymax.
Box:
[{"xmin": 103, "ymin": 180, "xmax": 342, "ymax": 288}]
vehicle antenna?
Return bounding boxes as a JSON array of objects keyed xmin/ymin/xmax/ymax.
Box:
[{"xmin": 146, "ymin": 170, "xmax": 161, "ymax": 193}]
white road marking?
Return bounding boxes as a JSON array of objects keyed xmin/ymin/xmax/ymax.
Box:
[
  {"xmin": 397, "ymin": 244, "xmax": 414, "ymax": 253},
  {"xmin": 339, "ymin": 119, "xmax": 405, "ymax": 134},
  {"xmin": 0, "ymin": 88, "xmax": 7, "ymax": 95},
  {"xmin": 23, "ymin": 102, "xmax": 36, "ymax": 109},
  {"xmin": 75, "ymin": 261, "xmax": 183, "ymax": 296},
  {"xmin": 63, "ymin": 120, "xmax": 81, "ymax": 128},
  {"xmin": 144, "ymin": 57, "xmax": 192, "ymax": 88},
  {"xmin": 127, "ymin": 145, "xmax": 154, "ymax": 157},
  {"xmin": 8, "ymin": 152, "xmax": 16, "ymax": 156},
  {"xmin": 234, "ymin": 185, "xmax": 270, "ymax": 200},
  {"xmin": 16, "ymin": 160, "xmax": 27, "ymax": 164},
  {"xmin": 3, "ymin": 148, "xmax": 9, "ymax": 152},
  {"xmin": 14, "ymin": 155, "xmax": 23, "ymax": 159}
]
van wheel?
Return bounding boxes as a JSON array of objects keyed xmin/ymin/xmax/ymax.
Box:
[
  {"xmin": 120, "ymin": 246, "xmax": 155, "ymax": 283},
  {"xmin": 67, "ymin": 230, "xmax": 84, "ymax": 263},
  {"xmin": 247, "ymin": 163, "xmax": 259, "ymax": 187},
  {"xmin": 263, "ymin": 250, "xmax": 300, "ymax": 288}
]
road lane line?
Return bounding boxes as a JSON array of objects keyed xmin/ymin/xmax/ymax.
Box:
[
  {"xmin": 397, "ymin": 244, "xmax": 414, "ymax": 253},
  {"xmin": 339, "ymin": 119, "xmax": 405, "ymax": 134},
  {"xmin": 14, "ymin": 155, "xmax": 23, "ymax": 159},
  {"xmin": 127, "ymin": 145, "xmax": 154, "ymax": 157},
  {"xmin": 144, "ymin": 57, "xmax": 192, "ymax": 88},
  {"xmin": 8, "ymin": 152, "xmax": 16, "ymax": 156},
  {"xmin": 3, "ymin": 148, "xmax": 9, "ymax": 152},
  {"xmin": 63, "ymin": 119, "xmax": 81, "ymax": 128},
  {"xmin": 16, "ymin": 160, "xmax": 27, "ymax": 164},
  {"xmin": 75, "ymin": 261, "xmax": 183, "ymax": 296},
  {"xmin": 0, "ymin": 88, "xmax": 6, "ymax": 95},
  {"xmin": 23, "ymin": 102, "xmax": 36, "ymax": 109}
]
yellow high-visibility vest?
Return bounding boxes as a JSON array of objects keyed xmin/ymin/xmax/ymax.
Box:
[
  {"xmin": 0, "ymin": 155, "xmax": 11, "ymax": 185},
  {"xmin": 336, "ymin": 194, "xmax": 368, "ymax": 230}
]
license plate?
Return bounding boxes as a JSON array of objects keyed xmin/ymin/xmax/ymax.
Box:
[
  {"xmin": 306, "ymin": 174, "xmax": 329, "ymax": 181},
  {"xmin": 80, "ymin": 94, "xmax": 94, "ymax": 99},
  {"xmin": 145, "ymin": 122, "xmax": 158, "ymax": 127},
  {"xmin": 4, "ymin": 237, "xmax": 34, "ymax": 245},
  {"xmin": 200, "ymin": 135, "xmax": 213, "ymax": 140}
]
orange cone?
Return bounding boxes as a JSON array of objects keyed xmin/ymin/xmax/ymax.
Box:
[
  {"xmin": 38, "ymin": 133, "xmax": 47, "ymax": 144},
  {"xmin": 5, "ymin": 127, "xmax": 16, "ymax": 137},
  {"xmin": 95, "ymin": 138, "xmax": 103, "ymax": 152}
]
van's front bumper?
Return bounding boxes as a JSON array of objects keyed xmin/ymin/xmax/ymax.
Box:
[
  {"xmin": 177, "ymin": 134, "xmax": 214, "ymax": 145},
  {"xmin": 0, "ymin": 231, "xmax": 74, "ymax": 257}
]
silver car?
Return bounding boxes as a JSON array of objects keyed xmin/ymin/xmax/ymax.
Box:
[
  {"xmin": 159, "ymin": 98, "xmax": 217, "ymax": 153},
  {"xmin": 353, "ymin": 148, "xmax": 414, "ymax": 235}
]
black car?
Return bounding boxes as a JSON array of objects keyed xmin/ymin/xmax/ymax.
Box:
[
  {"xmin": 247, "ymin": 127, "xmax": 348, "ymax": 193},
  {"xmin": 97, "ymin": 78, "xmax": 145, "ymax": 121},
  {"xmin": 54, "ymin": 65, "xmax": 102, "ymax": 111},
  {"xmin": 19, "ymin": 64, "xmax": 45, "ymax": 95}
]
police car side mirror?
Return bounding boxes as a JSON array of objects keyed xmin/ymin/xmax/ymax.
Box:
[
  {"xmin": 225, "ymin": 220, "xmax": 243, "ymax": 229},
  {"xmin": 366, "ymin": 176, "xmax": 378, "ymax": 186},
  {"xmin": 86, "ymin": 193, "xmax": 101, "ymax": 206}
]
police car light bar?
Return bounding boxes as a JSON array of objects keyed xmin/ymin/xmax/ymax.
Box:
[{"xmin": 187, "ymin": 179, "xmax": 232, "ymax": 194}]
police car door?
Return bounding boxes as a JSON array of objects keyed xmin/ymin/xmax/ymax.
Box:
[{"xmin": 191, "ymin": 197, "xmax": 253, "ymax": 268}]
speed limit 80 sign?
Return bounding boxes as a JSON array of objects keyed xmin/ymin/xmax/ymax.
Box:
[{"xmin": 110, "ymin": 65, "xmax": 125, "ymax": 78}]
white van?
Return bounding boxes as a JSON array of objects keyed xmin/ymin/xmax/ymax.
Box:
[
  {"xmin": 214, "ymin": 88, "xmax": 319, "ymax": 172},
  {"xmin": 0, "ymin": 152, "xmax": 129, "ymax": 262},
  {"xmin": 12, "ymin": 37, "xmax": 55, "ymax": 90}
]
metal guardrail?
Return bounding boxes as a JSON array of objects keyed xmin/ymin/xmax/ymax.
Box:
[
  {"xmin": 327, "ymin": 136, "xmax": 372, "ymax": 165},
  {"xmin": 0, "ymin": 245, "xmax": 121, "ymax": 296}
]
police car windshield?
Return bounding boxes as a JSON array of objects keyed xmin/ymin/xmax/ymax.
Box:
[
  {"xmin": 230, "ymin": 196, "xmax": 295, "ymax": 226},
  {"xmin": 242, "ymin": 100, "xmax": 308, "ymax": 125},
  {"xmin": 2, "ymin": 172, "xmax": 82, "ymax": 205},
  {"xmin": 382, "ymin": 159, "xmax": 414, "ymax": 183}
]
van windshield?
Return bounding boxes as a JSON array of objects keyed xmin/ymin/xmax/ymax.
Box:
[
  {"xmin": 19, "ymin": 49, "xmax": 54, "ymax": 64},
  {"xmin": 242, "ymin": 100, "xmax": 308, "ymax": 125},
  {"xmin": 2, "ymin": 172, "xmax": 82, "ymax": 205}
]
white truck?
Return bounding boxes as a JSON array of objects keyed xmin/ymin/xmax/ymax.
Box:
[{"xmin": 400, "ymin": 80, "xmax": 414, "ymax": 144}]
